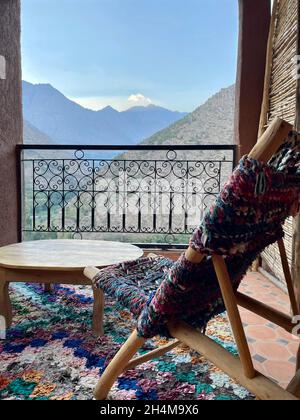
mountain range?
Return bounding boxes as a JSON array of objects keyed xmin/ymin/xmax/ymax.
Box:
[
  {"xmin": 24, "ymin": 119, "xmax": 55, "ymax": 144},
  {"xmin": 22, "ymin": 81, "xmax": 235, "ymax": 147},
  {"xmin": 142, "ymin": 85, "xmax": 235, "ymax": 146},
  {"xmin": 22, "ymin": 81, "xmax": 187, "ymax": 146}
]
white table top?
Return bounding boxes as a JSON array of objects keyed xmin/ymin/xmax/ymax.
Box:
[{"xmin": 0, "ymin": 240, "xmax": 143, "ymax": 271}]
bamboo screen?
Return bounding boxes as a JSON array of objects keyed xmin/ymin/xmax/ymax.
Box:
[{"xmin": 262, "ymin": 0, "xmax": 298, "ymax": 286}]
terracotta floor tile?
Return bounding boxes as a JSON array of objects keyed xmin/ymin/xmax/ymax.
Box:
[
  {"xmin": 263, "ymin": 360, "xmax": 295, "ymax": 383},
  {"xmin": 280, "ymin": 381, "xmax": 291, "ymax": 389},
  {"xmin": 239, "ymin": 310, "xmax": 264, "ymax": 326},
  {"xmin": 238, "ymin": 272, "xmax": 300, "ymax": 386},
  {"xmin": 287, "ymin": 341, "xmax": 300, "ymax": 355},
  {"xmin": 246, "ymin": 325, "xmax": 277, "ymax": 341},
  {"xmin": 277, "ymin": 328, "xmax": 298, "ymax": 342},
  {"xmin": 253, "ymin": 342, "xmax": 291, "ymax": 361}
]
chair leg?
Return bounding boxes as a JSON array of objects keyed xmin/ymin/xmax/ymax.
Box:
[
  {"xmin": 123, "ymin": 340, "xmax": 181, "ymax": 372},
  {"xmin": 94, "ymin": 329, "xmax": 145, "ymax": 400},
  {"xmin": 212, "ymin": 255, "xmax": 256, "ymax": 379},
  {"xmin": 297, "ymin": 344, "xmax": 300, "ymax": 372},
  {"xmin": 92, "ymin": 287, "xmax": 104, "ymax": 337},
  {"xmin": 287, "ymin": 370, "xmax": 300, "ymax": 398},
  {"xmin": 278, "ymin": 239, "xmax": 299, "ymax": 316}
]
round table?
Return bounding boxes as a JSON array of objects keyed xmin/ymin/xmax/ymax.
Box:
[{"xmin": 0, "ymin": 240, "xmax": 143, "ymax": 337}]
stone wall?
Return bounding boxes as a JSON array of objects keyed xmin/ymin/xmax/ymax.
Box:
[{"xmin": 0, "ymin": 0, "xmax": 23, "ymax": 246}]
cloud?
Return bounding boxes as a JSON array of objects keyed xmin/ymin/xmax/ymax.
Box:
[
  {"xmin": 71, "ymin": 93, "xmax": 155, "ymax": 112},
  {"xmin": 127, "ymin": 93, "xmax": 152, "ymax": 107},
  {"xmin": 72, "ymin": 96, "xmax": 125, "ymax": 111}
]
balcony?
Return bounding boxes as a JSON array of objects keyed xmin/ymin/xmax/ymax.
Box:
[
  {"xmin": 17, "ymin": 144, "xmax": 237, "ymax": 248},
  {"xmin": 1, "ymin": 0, "xmax": 300, "ymax": 402},
  {"xmin": 8, "ymin": 142, "xmax": 297, "ymax": 397}
]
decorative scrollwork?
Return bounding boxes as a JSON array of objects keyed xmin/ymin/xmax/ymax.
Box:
[{"xmin": 22, "ymin": 147, "xmax": 235, "ymax": 244}]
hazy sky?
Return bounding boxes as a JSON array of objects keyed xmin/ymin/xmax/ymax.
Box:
[{"xmin": 21, "ymin": 0, "xmax": 238, "ymax": 112}]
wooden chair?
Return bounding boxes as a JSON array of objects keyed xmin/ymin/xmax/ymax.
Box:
[{"xmin": 85, "ymin": 117, "xmax": 300, "ymax": 400}]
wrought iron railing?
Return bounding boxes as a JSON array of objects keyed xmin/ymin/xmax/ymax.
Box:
[{"xmin": 17, "ymin": 144, "xmax": 237, "ymax": 249}]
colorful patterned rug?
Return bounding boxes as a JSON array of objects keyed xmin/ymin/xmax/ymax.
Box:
[{"xmin": 0, "ymin": 282, "xmax": 253, "ymax": 400}]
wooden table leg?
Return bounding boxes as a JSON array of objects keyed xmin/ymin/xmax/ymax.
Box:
[
  {"xmin": 44, "ymin": 283, "xmax": 52, "ymax": 293},
  {"xmin": 0, "ymin": 269, "xmax": 13, "ymax": 331},
  {"xmin": 92, "ymin": 287, "xmax": 104, "ymax": 337}
]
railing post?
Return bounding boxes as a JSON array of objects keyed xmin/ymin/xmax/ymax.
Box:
[{"xmin": 16, "ymin": 145, "xmax": 23, "ymax": 243}]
